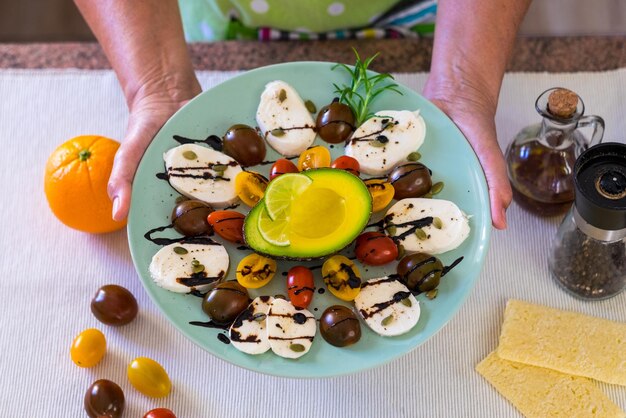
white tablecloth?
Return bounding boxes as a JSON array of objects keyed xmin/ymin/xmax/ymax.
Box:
[{"xmin": 1, "ymin": 68, "xmax": 625, "ymax": 417}]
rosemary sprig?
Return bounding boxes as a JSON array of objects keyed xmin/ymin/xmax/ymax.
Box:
[{"xmin": 332, "ymin": 49, "xmax": 403, "ymax": 126}]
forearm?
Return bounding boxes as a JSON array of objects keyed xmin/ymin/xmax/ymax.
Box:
[
  {"xmin": 427, "ymin": 0, "xmax": 531, "ymax": 113},
  {"xmin": 74, "ymin": 0, "xmax": 200, "ymax": 109}
]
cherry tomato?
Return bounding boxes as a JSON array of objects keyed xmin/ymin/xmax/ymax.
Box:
[
  {"xmin": 364, "ymin": 179, "xmax": 395, "ymax": 212},
  {"xmin": 222, "ymin": 124, "xmax": 266, "ymax": 166},
  {"xmin": 207, "ymin": 210, "xmax": 245, "ymax": 243},
  {"xmin": 171, "ymin": 199, "xmax": 214, "ymax": 237},
  {"xmin": 397, "ymin": 253, "xmax": 443, "ymax": 292},
  {"xmin": 91, "ymin": 284, "xmax": 138, "ymax": 326},
  {"xmin": 355, "ymin": 232, "xmax": 398, "ymax": 266},
  {"xmin": 331, "ymin": 155, "xmax": 360, "ymax": 176},
  {"xmin": 322, "ymin": 255, "xmax": 361, "ymax": 301},
  {"xmin": 297, "ymin": 146, "xmax": 331, "ymax": 171},
  {"xmin": 269, "ymin": 158, "xmax": 299, "ymax": 180},
  {"xmin": 144, "ymin": 408, "xmax": 177, "ymax": 418},
  {"xmin": 84, "ymin": 379, "xmax": 125, "ymax": 418},
  {"xmin": 236, "ymin": 253, "xmax": 277, "ymax": 289},
  {"xmin": 127, "ymin": 357, "xmax": 172, "ymax": 398},
  {"xmin": 388, "ymin": 162, "xmax": 432, "ymax": 199},
  {"xmin": 234, "ymin": 171, "xmax": 268, "ymax": 207},
  {"xmin": 70, "ymin": 328, "xmax": 106, "ymax": 368},
  {"xmin": 316, "ymin": 101, "xmax": 356, "ymax": 143},
  {"xmin": 287, "ymin": 266, "xmax": 315, "ymax": 309}
]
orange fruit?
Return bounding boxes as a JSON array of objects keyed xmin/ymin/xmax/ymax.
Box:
[{"xmin": 44, "ymin": 135, "xmax": 126, "ymax": 234}]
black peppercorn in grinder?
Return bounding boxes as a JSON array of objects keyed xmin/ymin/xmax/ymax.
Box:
[{"xmin": 549, "ymin": 142, "xmax": 626, "ymax": 300}]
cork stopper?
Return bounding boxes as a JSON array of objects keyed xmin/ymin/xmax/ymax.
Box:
[{"xmin": 547, "ymin": 88, "xmax": 579, "ymax": 118}]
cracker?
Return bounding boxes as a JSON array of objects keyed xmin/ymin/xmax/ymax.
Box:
[
  {"xmin": 497, "ymin": 299, "xmax": 626, "ymax": 386},
  {"xmin": 477, "ymin": 352, "xmax": 625, "ymax": 418}
]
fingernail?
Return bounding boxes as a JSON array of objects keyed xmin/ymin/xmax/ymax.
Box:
[{"xmin": 112, "ymin": 196, "xmax": 120, "ymax": 221}]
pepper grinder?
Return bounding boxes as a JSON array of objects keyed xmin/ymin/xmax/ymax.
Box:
[{"xmin": 549, "ymin": 143, "xmax": 626, "ymax": 299}]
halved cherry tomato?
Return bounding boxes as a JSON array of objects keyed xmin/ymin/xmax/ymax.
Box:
[
  {"xmin": 236, "ymin": 253, "xmax": 277, "ymax": 289},
  {"xmin": 331, "ymin": 155, "xmax": 360, "ymax": 176},
  {"xmin": 234, "ymin": 171, "xmax": 268, "ymax": 207},
  {"xmin": 364, "ymin": 179, "xmax": 395, "ymax": 212},
  {"xmin": 355, "ymin": 231, "xmax": 398, "ymax": 266},
  {"xmin": 322, "ymin": 255, "xmax": 361, "ymax": 301},
  {"xmin": 70, "ymin": 328, "xmax": 106, "ymax": 368},
  {"xmin": 144, "ymin": 408, "xmax": 177, "ymax": 418},
  {"xmin": 287, "ymin": 266, "xmax": 315, "ymax": 309},
  {"xmin": 269, "ymin": 158, "xmax": 299, "ymax": 180},
  {"xmin": 207, "ymin": 210, "xmax": 245, "ymax": 244},
  {"xmin": 297, "ymin": 146, "xmax": 331, "ymax": 171}
]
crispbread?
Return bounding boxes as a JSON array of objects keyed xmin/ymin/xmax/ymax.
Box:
[
  {"xmin": 497, "ymin": 299, "xmax": 626, "ymax": 386},
  {"xmin": 476, "ymin": 352, "xmax": 625, "ymax": 418}
]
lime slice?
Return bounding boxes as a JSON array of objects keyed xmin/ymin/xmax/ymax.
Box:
[
  {"xmin": 257, "ymin": 204, "xmax": 290, "ymax": 247},
  {"xmin": 264, "ymin": 173, "xmax": 312, "ymax": 220}
]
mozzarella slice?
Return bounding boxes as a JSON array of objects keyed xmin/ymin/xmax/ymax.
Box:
[
  {"xmin": 354, "ymin": 277, "xmax": 420, "ymax": 337},
  {"xmin": 266, "ymin": 298, "xmax": 316, "ymax": 359},
  {"xmin": 164, "ymin": 143, "xmax": 242, "ymax": 207},
  {"xmin": 385, "ymin": 198, "xmax": 470, "ymax": 254},
  {"xmin": 149, "ymin": 241, "xmax": 229, "ymax": 294},
  {"xmin": 345, "ymin": 110, "xmax": 426, "ymax": 176},
  {"xmin": 229, "ymin": 296, "xmax": 274, "ymax": 355},
  {"xmin": 256, "ymin": 80, "xmax": 316, "ymax": 157}
]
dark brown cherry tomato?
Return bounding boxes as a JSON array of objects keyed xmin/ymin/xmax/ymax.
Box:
[
  {"xmin": 331, "ymin": 155, "xmax": 360, "ymax": 176},
  {"xmin": 287, "ymin": 266, "xmax": 315, "ymax": 309},
  {"xmin": 84, "ymin": 379, "xmax": 125, "ymax": 418},
  {"xmin": 207, "ymin": 210, "xmax": 245, "ymax": 244},
  {"xmin": 171, "ymin": 199, "xmax": 214, "ymax": 237},
  {"xmin": 144, "ymin": 408, "xmax": 177, "ymax": 418},
  {"xmin": 355, "ymin": 232, "xmax": 398, "ymax": 266},
  {"xmin": 90, "ymin": 284, "xmax": 138, "ymax": 326},
  {"xmin": 396, "ymin": 253, "xmax": 443, "ymax": 292},
  {"xmin": 319, "ymin": 305, "xmax": 361, "ymax": 347},
  {"xmin": 202, "ymin": 281, "xmax": 250, "ymax": 325},
  {"xmin": 316, "ymin": 101, "xmax": 356, "ymax": 143},
  {"xmin": 269, "ymin": 158, "xmax": 299, "ymax": 180},
  {"xmin": 222, "ymin": 124, "xmax": 266, "ymax": 166},
  {"xmin": 387, "ymin": 162, "xmax": 432, "ymax": 200}
]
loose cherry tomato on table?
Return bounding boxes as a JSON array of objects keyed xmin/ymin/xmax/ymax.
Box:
[
  {"xmin": 144, "ymin": 408, "xmax": 177, "ymax": 418},
  {"xmin": 70, "ymin": 328, "xmax": 106, "ymax": 368},
  {"xmin": 91, "ymin": 284, "xmax": 138, "ymax": 326},
  {"xmin": 269, "ymin": 158, "xmax": 299, "ymax": 180},
  {"xmin": 331, "ymin": 155, "xmax": 360, "ymax": 176},
  {"xmin": 207, "ymin": 210, "xmax": 245, "ymax": 244},
  {"xmin": 236, "ymin": 253, "xmax": 277, "ymax": 289},
  {"xmin": 322, "ymin": 255, "xmax": 362, "ymax": 301},
  {"xmin": 355, "ymin": 231, "xmax": 399, "ymax": 266},
  {"xmin": 297, "ymin": 145, "xmax": 331, "ymax": 171},
  {"xmin": 84, "ymin": 379, "xmax": 125, "ymax": 418},
  {"xmin": 287, "ymin": 266, "xmax": 315, "ymax": 309},
  {"xmin": 127, "ymin": 357, "xmax": 172, "ymax": 398},
  {"xmin": 234, "ymin": 171, "xmax": 268, "ymax": 207},
  {"xmin": 364, "ymin": 179, "xmax": 395, "ymax": 212}
]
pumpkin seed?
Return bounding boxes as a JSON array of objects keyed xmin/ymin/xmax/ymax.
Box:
[
  {"xmin": 289, "ymin": 343, "xmax": 305, "ymax": 352},
  {"xmin": 407, "ymin": 151, "xmax": 421, "ymax": 161},
  {"xmin": 253, "ymin": 313, "xmax": 267, "ymax": 322},
  {"xmin": 271, "ymin": 128, "xmax": 285, "ymax": 137},
  {"xmin": 415, "ymin": 228, "xmax": 428, "ymax": 240},
  {"xmin": 426, "ymin": 289, "xmax": 439, "ymax": 300},
  {"xmin": 191, "ymin": 259, "xmax": 200, "ymax": 266},
  {"xmin": 173, "ymin": 246, "xmax": 188, "ymax": 255},
  {"xmin": 381, "ymin": 315, "xmax": 395, "ymax": 326},
  {"xmin": 396, "ymin": 244, "xmax": 405, "ymax": 260},
  {"xmin": 212, "ymin": 164, "xmax": 228, "ymax": 172},
  {"xmin": 304, "ymin": 100, "xmax": 317, "ymax": 113},
  {"xmin": 192, "ymin": 264, "xmax": 205, "ymax": 274},
  {"xmin": 385, "ymin": 224, "xmax": 397, "ymax": 236},
  {"xmin": 401, "ymin": 297, "xmax": 412, "ymax": 307},
  {"xmin": 183, "ymin": 150, "xmax": 197, "ymax": 160},
  {"xmin": 278, "ymin": 89, "xmax": 287, "ymax": 102},
  {"xmin": 370, "ymin": 140, "xmax": 385, "ymax": 148},
  {"xmin": 422, "ymin": 192, "xmax": 433, "ymax": 199},
  {"xmin": 431, "ymin": 182, "xmax": 444, "ymax": 195},
  {"xmin": 433, "ymin": 217, "xmax": 443, "ymax": 229},
  {"xmin": 175, "ymin": 196, "xmax": 188, "ymax": 204}
]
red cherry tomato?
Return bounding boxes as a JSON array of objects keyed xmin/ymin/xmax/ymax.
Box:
[
  {"xmin": 331, "ymin": 155, "xmax": 360, "ymax": 176},
  {"xmin": 144, "ymin": 408, "xmax": 177, "ymax": 418},
  {"xmin": 355, "ymin": 232, "xmax": 398, "ymax": 266},
  {"xmin": 269, "ymin": 159, "xmax": 299, "ymax": 180},
  {"xmin": 207, "ymin": 210, "xmax": 245, "ymax": 244},
  {"xmin": 287, "ymin": 266, "xmax": 315, "ymax": 309}
]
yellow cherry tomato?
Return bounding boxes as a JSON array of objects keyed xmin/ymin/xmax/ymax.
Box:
[
  {"xmin": 235, "ymin": 171, "xmax": 268, "ymax": 207},
  {"xmin": 127, "ymin": 357, "xmax": 171, "ymax": 398},
  {"xmin": 297, "ymin": 146, "xmax": 331, "ymax": 171},
  {"xmin": 322, "ymin": 255, "xmax": 362, "ymax": 301},
  {"xmin": 364, "ymin": 179, "xmax": 395, "ymax": 212},
  {"xmin": 236, "ymin": 253, "xmax": 277, "ymax": 289},
  {"xmin": 70, "ymin": 328, "xmax": 106, "ymax": 368}
]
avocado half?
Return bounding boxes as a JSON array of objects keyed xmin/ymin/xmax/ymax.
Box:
[{"xmin": 244, "ymin": 168, "xmax": 372, "ymax": 260}]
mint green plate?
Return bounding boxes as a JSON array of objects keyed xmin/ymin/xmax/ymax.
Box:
[{"xmin": 128, "ymin": 62, "xmax": 490, "ymax": 378}]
